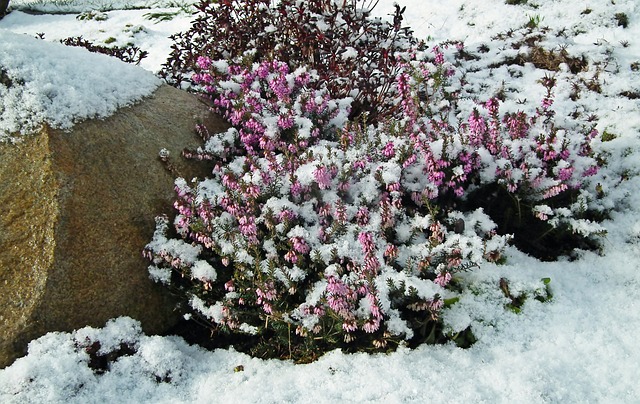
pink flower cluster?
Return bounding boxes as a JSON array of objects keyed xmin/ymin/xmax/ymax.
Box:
[
  {"xmin": 192, "ymin": 58, "xmax": 336, "ymax": 162},
  {"xmin": 391, "ymin": 50, "xmax": 600, "ymax": 203},
  {"xmin": 146, "ymin": 42, "xmax": 603, "ymax": 355}
]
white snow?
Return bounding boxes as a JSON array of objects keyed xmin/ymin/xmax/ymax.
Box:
[
  {"xmin": 190, "ymin": 260, "xmax": 217, "ymax": 283},
  {"xmin": 1, "ymin": 0, "xmax": 640, "ymax": 402},
  {"xmin": 0, "ymin": 30, "xmax": 160, "ymax": 140}
]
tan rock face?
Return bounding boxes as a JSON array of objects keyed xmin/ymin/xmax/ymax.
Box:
[{"xmin": 0, "ymin": 84, "xmax": 226, "ymax": 368}]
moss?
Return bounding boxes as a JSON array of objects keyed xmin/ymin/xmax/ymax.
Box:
[
  {"xmin": 615, "ymin": 13, "xmax": 629, "ymax": 28},
  {"xmin": 601, "ymin": 130, "xmax": 617, "ymax": 142}
]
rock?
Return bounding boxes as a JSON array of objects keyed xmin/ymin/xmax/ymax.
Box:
[
  {"xmin": 0, "ymin": 0, "xmax": 8, "ymax": 19},
  {"xmin": 0, "ymin": 84, "xmax": 227, "ymax": 368}
]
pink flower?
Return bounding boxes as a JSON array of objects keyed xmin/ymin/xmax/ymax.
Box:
[
  {"xmin": 429, "ymin": 298, "xmax": 444, "ymax": 311},
  {"xmin": 196, "ymin": 56, "xmax": 211, "ymax": 69},
  {"xmin": 356, "ymin": 206, "xmax": 370, "ymax": 226},
  {"xmin": 291, "ymin": 236, "xmax": 310, "ymax": 254},
  {"xmin": 352, "ymin": 160, "xmax": 367, "ymax": 170},
  {"xmin": 238, "ymin": 215, "xmax": 257, "ymax": 238},
  {"xmin": 364, "ymin": 256, "xmax": 381, "ymax": 274},
  {"xmin": 384, "ymin": 244, "xmax": 398, "ymax": 260},
  {"xmin": 382, "ymin": 141, "xmax": 396, "ymax": 158},
  {"xmin": 358, "ymin": 232, "xmax": 375, "ymax": 254},
  {"xmin": 368, "ymin": 293, "xmax": 382, "ymax": 319},
  {"xmin": 327, "ymin": 276, "xmax": 349, "ymax": 295},
  {"xmin": 290, "ymin": 181, "xmax": 303, "ymax": 197},
  {"xmin": 535, "ymin": 211, "xmax": 549, "ymax": 221},
  {"xmin": 277, "ymin": 115, "xmax": 294, "ymax": 129},
  {"xmin": 314, "ymin": 165, "xmax": 332, "ymax": 189},
  {"xmin": 504, "ymin": 111, "xmax": 529, "ymax": 139},
  {"xmin": 279, "ymin": 209, "xmax": 297, "ymax": 222},
  {"xmin": 284, "ymin": 250, "xmax": 298, "ymax": 264},
  {"xmin": 434, "ymin": 271, "xmax": 452, "ymax": 287},
  {"xmin": 543, "ymin": 183, "xmax": 568, "ymax": 199},
  {"xmin": 432, "ymin": 46, "xmax": 445, "ymax": 65},
  {"xmin": 402, "ymin": 153, "xmax": 417, "ymax": 168},
  {"xmin": 317, "ymin": 203, "xmax": 331, "ymax": 218},
  {"xmin": 558, "ymin": 166, "xmax": 574, "ymax": 181},
  {"xmin": 387, "ymin": 182, "xmax": 401, "ymax": 192},
  {"xmin": 379, "ymin": 197, "xmax": 394, "ymax": 229},
  {"xmin": 256, "ymin": 63, "xmax": 270, "ymax": 79},
  {"xmin": 334, "ymin": 201, "xmax": 347, "ymax": 223},
  {"xmin": 582, "ymin": 165, "xmax": 599, "ymax": 177},
  {"xmin": 484, "ymin": 97, "xmax": 500, "ymax": 115},
  {"xmin": 338, "ymin": 181, "xmax": 350, "ymax": 192},
  {"xmin": 363, "ymin": 319, "xmax": 380, "ymax": 333},
  {"xmin": 342, "ymin": 320, "xmax": 358, "ymax": 332}
]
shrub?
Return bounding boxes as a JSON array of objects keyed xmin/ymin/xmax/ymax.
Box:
[
  {"xmin": 161, "ymin": 0, "xmax": 421, "ymax": 123},
  {"xmin": 147, "ymin": 0, "xmax": 605, "ymax": 361},
  {"xmin": 147, "ymin": 57, "xmax": 510, "ymax": 360}
]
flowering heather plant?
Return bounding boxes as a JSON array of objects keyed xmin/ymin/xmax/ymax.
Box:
[
  {"xmin": 146, "ymin": 58, "xmax": 510, "ymax": 359},
  {"xmin": 392, "ymin": 44, "xmax": 605, "ymax": 258},
  {"xmin": 161, "ymin": 0, "xmax": 422, "ymax": 123},
  {"xmin": 147, "ymin": 2, "xmax": 606, "ymax": 361}
]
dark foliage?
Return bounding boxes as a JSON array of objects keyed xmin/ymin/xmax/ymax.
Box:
[
  {"xmin": 0, "ymin": 67, "xmax": 19, "ymax": 88},
  {"xmin": 464, "ymin": 184, "xmax": 603, "ymax": 261},
  {"xmin": 160, "ymin": 0, "xmax": 423, "ymax": 123},
  {"xmin": 60, "ymin": 36, "xmax": 148, "ymax": 65},
  {"xmin": 0, "ymin": 0, "xmax": 8, "ymax": 19},
  {"xmin": 614, "ymin": 12, "xmax": 629, "ymax": 29},
  {"xmin": 79, "ymin": 339, "xmax": 137, "ymax": 375}
]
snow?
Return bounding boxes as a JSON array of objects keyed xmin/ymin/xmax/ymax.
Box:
[
  {"xmin": 190, "ymin": 260, "xmax": 217, "ymax": 283},
  {"xmin": 1, "ymin": 0, "xmax": 640, "ymax": 402},
  {"xmin": 0, "ymin": 7, "xmax": 194, "ymax": 74},
  {"xmin": 0, "ymin": 29, "xmax": 160, "ymax": 140}
]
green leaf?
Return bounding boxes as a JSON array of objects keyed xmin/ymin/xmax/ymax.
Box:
[{"xmin": 443, "ymin": 297, "xmax": 460, "ymax": 307}]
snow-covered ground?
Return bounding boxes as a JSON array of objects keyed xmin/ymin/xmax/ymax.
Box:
[
  {"xmin": 0, "ymin": 30, "xmax": 160, "ymax": 139},
  {"xmin": 1, "ymin": 0, "xmax": 639, "ymax": 402}
]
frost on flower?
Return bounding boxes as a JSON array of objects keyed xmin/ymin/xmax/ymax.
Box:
[
  {"xmin": 148, "ymin": 266, "xmax": 171, "ymax": 285},
  {"xmin": 533, "ymin": 205, "xmax": 554, "ymax": 221},
  {"xmin": 341, "ymin": 47, "xmax": 358, "ymax": 60},
  {"xmin": 379, "ymin": 161, "xmax": 402, "ymax": 185},
  {"xmin": 144, "ymin": 216, "xmax": 202, "ymax": 268},
  {"xmin": 191, "ymin": 260, "xmax": 217, "ymax": 283},
  {"xmin": 146, "ymin": 18, "xmax": 606, "ymax": 360},
  {"xmin": 190, "ymin": 296, "xmax": 224, "ymax": 324}
]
